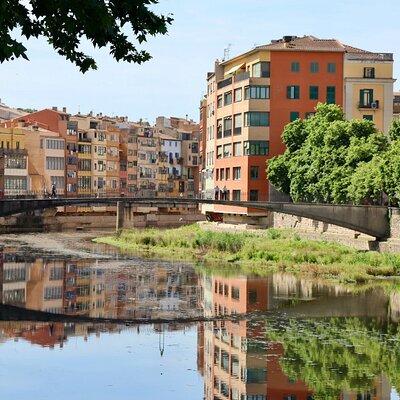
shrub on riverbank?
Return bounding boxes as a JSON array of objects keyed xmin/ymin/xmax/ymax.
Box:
[{"xmin": 94, "ymin": 224, "xmax": 400, "ymax": 283}]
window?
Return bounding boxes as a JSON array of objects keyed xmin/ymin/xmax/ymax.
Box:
[
  {"xmin": 46, "ymin": 157, "xmax": 64, "ymax": 170},
  {"xmin": 78, "ymin": 159, "xmax": 91, "ymax": 171},
  {"xmin": 234, "ymin": 88, "xmax": 242, "ymax": 102},
  {"xmin": 5, "ymin": 156, "xmax": 26, "ymax": 169},
  {"xmin": 252, "ymin": 61, "xmax": 270, "ymax": 77},
  {"xmin": 220, "ymin": 168, "xmax": 225, "ymax": 180},
  {"xmin": 364, "ymin": 67, "xmax": 375, "ymax": 78},
  {"xmin": 233, "ymin": 142, "xmax": 242, "ymax": 156},
  {"xmin": 46, "ymin": 139, "xmax": 64, "ymax": 150},
  {"xmin": 327, "ymin": 62, "xmax": 336, "ymax": 73},
  {"xmin": 223, "ymin": 143, "xmax": 232, "ymax": 157},
  {"xmin": 232, "ymin": 190, "xmax": 241, "ymax": 201},
  {"xmin": 16, "ymin": 141, "xmax": 20, "ymax": 149},
  {"xmin": 244, "ymin": 112, "xmax": 269, "ymax": 127},
  {"xmin": 243, "ymin": 141, "xmax": 269, "ymax": 156},
  {"xmin": 44, "ymin": 286, "xmax": 62, "ymax": 300},
  {"xmin": 231, "ymin": 286, "xmax": 240, "ymax": 300},
  {"xmin": 217, "ymin": 146, "xmax": 222, "ymax": 159},
  {"xmin": 310, "ymin": 62, "xmax": 319, "ymax": 73},
  {"xmin": 327, "ymin": 86, "xmax": 336, "ymax": 104},
  {"xmin": 290, "ymin": 111, "xmax": 300, "ymax": 122},
  {"xmin": 287, "ymin": 85, "xmax": 300, "ymax": 99},
  {"xmin": 309, "ymin": 86, "xmax": 319, "ymax": 100},
  {"xmin": 4, "ymin": 177, "xmax": 27, "ymax": 190},
  {"xmin": 223, "ymin": 117, "xmax": 232, "ymax": 137},
  {"xmin": 250, "ymin": 166, "xmax": 259, "ymax": 179},
  {"xmin": 234, "ymin": 113, "xmax": 242, "ymax": 135},
  {"xmin": 291, "ymin": 61, "xmax": 300, "ymax": 72},
  {"xmin": 363, "ymin": 115, "xmax": 373, "ymax": 121},
  {"xmin": 225, "ymin": 168, "xmax": 230, "ymax": 180},
  {"xmin": 224, "ymin": 91, "xmax": 232, "ymax": 106},
  {"xmin": 217, "ymin": 119, "xmax": 223, "ymax": 138},
  {"xmin": 217, "ymin": 95, "xmax": 223, "ymax": 108},
  {"xmin": 233, "ymin": 167, "xmax": 241, "ymax": 180},
  {"xmin": 244, "ymin": 86, "xmax": 270, "ymax": 99},
  {"xmin": 250, "ymin": 190, "xmax": 259, "ymax": 201},
  {"xmin": 359, "ymin": 89, "xmax": 374, "ymax": 107},
  {"xmin": 51, "ymin": 176, "xmax": 65, "ymax": 190},
  {"xmin": 248, "ymin": 289, "xmax": 257, "ymax": 303}
]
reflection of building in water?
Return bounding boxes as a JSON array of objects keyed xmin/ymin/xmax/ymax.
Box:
[
  {"xmin": 201, "ymin": 274, "xmax": 392, "ymax": 400},
  {"xmin": 104, "ymin": 264, "xmax": 199, "ymax": 320},
  {"xmin": 0, "ymin": 248, "xmax": 199, "ymax": 322},
  {"xmin": 201, "ymin": 275, "xmax": 301, "ymax": 400},
  {"xmin": 1, "ymin": 248, "xmax": 30, "ymax": 307},
  {"xmin": 0, "ymin": 321, "xmax": 122, "ymax": 348}
]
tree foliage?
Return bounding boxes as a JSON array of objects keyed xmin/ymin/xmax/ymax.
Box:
[
  {"xmin": 266, "ymin": 317, "xmax": 400, "ymax": 399},
  {"xmin": 0, "ymin": 0, "xmax": 173, "ymax": 72},
  {"xmin": 267, "ymin": 103, "xmax": 400, "ymax": 205}
]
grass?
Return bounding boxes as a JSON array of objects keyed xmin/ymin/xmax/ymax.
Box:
[{"xmin": 93, "ymin": 224, "xmax": 400, "ymax": 284}]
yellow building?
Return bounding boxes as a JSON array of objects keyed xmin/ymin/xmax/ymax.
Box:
[{"xmin": 344, "ymin": 52, "xmax": 394, "ymax": 133}]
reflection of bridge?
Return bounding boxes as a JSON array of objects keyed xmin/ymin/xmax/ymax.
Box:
[{"xmin": 0, "ymin": 197, "xmax": 392, "ymax": 239}]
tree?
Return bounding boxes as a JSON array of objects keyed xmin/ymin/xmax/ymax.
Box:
[
  {"xmin": 266, "ymin": 317, "xmax": 400, "ymax": 399},
  {"xmin": 267, "ymin": 103, "xmax": 393, "ymax": 205},
  {"xmin": 0, "ymin": 0, "xmax": 173, "ymax": 72}
]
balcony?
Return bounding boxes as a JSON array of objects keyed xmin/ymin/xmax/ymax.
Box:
[
  {"xmin": 358, "ymin": 100, "xmax": 379, "ymax": 109},
  {"xmin": 235, "ymin": 71, "xmax": 250, "ymax": 82},
  {"xmin": 217, "ymin": 77, "xmax": 232, "ymax": 89}
]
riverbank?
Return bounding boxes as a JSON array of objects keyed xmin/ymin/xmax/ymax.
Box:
[{"xmin": 93, "ymin": 224, "xmax": 400, "ymax": 284}]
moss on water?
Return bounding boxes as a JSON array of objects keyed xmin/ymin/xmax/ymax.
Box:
[{"xmin": 93, "ymin": 224, "xmax": 400, "ymax": 284}]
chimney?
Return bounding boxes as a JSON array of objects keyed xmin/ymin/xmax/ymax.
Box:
[
  {"xmin": 52, "ymin": 106, "xmax": 58, "ymax": 111},
  {"xmin": 62, "ymin": 107, "xmax": 67, "ymax": 113}
]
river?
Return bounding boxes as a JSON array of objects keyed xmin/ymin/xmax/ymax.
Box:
[{"xmin": 0, "ymin": 232, "xmax": 400, "ymax": 399}]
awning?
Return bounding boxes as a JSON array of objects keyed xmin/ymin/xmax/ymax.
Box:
[{"xmin": 225, "ymin": 63, "xmax": 245, "ymax": 76}]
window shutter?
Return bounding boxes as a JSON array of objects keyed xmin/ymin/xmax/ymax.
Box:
[
  {"xmin": 359, "ymin": 89, "xmax": 364, "ymax": 105},
  {"xmin": 295, "ymin": 86, "xmax": 300, "ymax": 99},
  {"xmin": 287, "ymin": 86, "xmax": 292, "ymax": 99}
]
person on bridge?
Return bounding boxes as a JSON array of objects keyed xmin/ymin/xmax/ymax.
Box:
[{"xmin": 51, "ymin": 183, "xmax": 57, "ymax": 198}]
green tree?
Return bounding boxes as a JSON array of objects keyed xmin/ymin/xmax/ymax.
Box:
[
  {"xmin": 267, "ymin": 103, "xmax": 392, "ymax": 204},
  {"xmin": 388, "ymin": 119, "xmax": 400, "ymax": 141},
  {"xmin": 266, "ymin": 317, "xmax": 400, "ymax": 399},
  {"xmin": 0, "ymin": 0, "xmax": 173, "ymax": 72}
]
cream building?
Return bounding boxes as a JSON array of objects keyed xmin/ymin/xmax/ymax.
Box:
[{"xmin": 344, "ymin": 52, "xmax": 395, "ymax": 133}]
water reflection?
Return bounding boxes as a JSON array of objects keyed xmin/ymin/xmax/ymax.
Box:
[
  {"xmin": 1, "ymin": 244, "xmax": 400, "ymax": 399},
  {"xmin": 0, "ymin": 246, "xmax": 200, "ymax": 320}
]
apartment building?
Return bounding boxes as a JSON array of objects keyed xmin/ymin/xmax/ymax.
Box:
[
  {"xmin": 24, "ymin": 125, "xmax": 66, "ymax": 195},
  {"xmin": 117, "ymin": 122, "xmax": 139, "ymax": 195},
  {"xmin": 158, "ymin": 134, "xmax": 182, "ymax": 196},
  {"xmin": 137, "ymin": 126, "xmax": 159, "ymax": 195},
  {"xmin": 202, "ymin": 35, "xmax": 394, "ymax": 219},
  {"xmin": 0, "ymin": 126, "xmax": 29, "ymax": 197},
  {"xmin": 9, "ymin": 108, "xmax": 78, "ymax": 196}
]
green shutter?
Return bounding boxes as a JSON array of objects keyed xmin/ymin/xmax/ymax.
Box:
[
  {"xmin": 359, "ymin": 89, "xmax": 364, "ymax": 106},
  {"xmin": 287, "ymin": 86, "xmax": 292, "ymax": 99},
  {"xmin": 290, "ymin": 112, "xmax": 299, "ymax": 122},
  {"xmin": 295, "ymin": 86, "xmax": 300, "ymax": 99}
]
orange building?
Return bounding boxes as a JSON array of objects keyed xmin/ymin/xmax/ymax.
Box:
[{"xmin": 202, "ymin": 35, "xmax": 394, "ymax": 222}]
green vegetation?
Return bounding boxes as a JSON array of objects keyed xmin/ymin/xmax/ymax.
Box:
[
  {"xmin": 1, "ymin": 1, "xmax": 173, "ymax": 72},
  {"xmin": 268, "ymin": 103, "xmax": 400, "ymax": 205},
  {"xmin": 266, "ymin": 317, "xmax": 400, "ymax": 399},
  {"xmin": 94, "ymin": 224, "xmax": 400, "ymax": 283}
]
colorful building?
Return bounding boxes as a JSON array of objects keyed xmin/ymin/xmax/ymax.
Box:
[{"xmin": 201, "ymin": 35, "xmax": 394, "ymax": 220}]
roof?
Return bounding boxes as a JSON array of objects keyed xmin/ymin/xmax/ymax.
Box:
[{"xmin": 221, "ymin": 35, "xmax": 393, "ymax": 65}]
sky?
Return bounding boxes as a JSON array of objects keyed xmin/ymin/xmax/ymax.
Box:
[{"xmin": 1, "ymin": 0, "xmax": 400, "ymax": 123}]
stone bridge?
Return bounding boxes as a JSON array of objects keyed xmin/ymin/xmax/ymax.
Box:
[{"xmin": 0, "ymin": 197, "xmax": 392, "ymax": 239}]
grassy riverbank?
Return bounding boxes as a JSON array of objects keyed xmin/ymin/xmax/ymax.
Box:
[{"xmin": 93, "ymin": 224, "xmax": 400, "ymax": 283}]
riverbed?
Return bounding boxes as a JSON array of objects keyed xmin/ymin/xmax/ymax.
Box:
[{"xmin": 0, "ymin": 232, "xmax": 400, "ymax": 399}]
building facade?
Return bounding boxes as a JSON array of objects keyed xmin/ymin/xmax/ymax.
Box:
[{"xmin": 201, "ymin": 35, "xmax": 394, "ymax": 219}]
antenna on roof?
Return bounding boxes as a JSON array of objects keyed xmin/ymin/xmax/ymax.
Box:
[{"xmin": 223, "ymin": 44, "xmax": 232, "ymax": 61}]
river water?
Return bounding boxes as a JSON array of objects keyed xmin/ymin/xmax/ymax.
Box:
[{"xmin": 1, "ymin": 235, "xmax": 400, "ymax": 399}]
